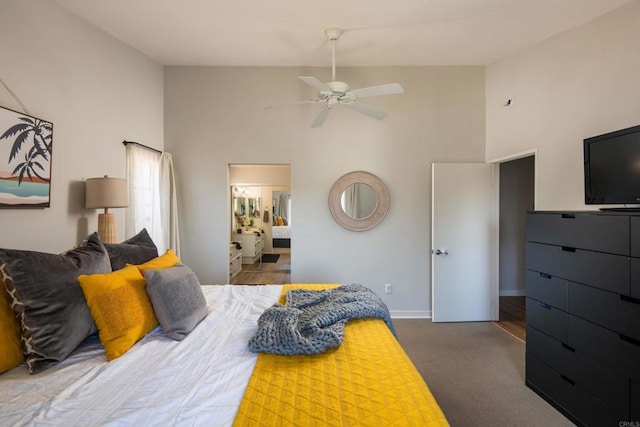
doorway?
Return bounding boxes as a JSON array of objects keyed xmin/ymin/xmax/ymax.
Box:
[
  {"xmin": 229, "ymin": 164, "xmax": 291, "ymax": 285},
  {"xmin": 234, "ymin": 253, "xmax": 291, "ymax": 284},
  {"xmin": 495, "ymin": 154, "xmax": 535, "ymax": 341}
]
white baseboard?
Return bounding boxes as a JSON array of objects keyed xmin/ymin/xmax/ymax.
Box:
[
  {"xmin": 499, "ymin": 289, "xmax": 526, "ymax": 297},
  {"xmin": 390, "ymin": 310, "xmax": 431, "ymax": 319},
  {"xmin": 389, "ymin": 293, "xmax": 524, "ymax": 318}
]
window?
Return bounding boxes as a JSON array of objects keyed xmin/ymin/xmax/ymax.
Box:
[{"xmin": 126, "ymin": 144, "xmax": 180, "ymax": 255}]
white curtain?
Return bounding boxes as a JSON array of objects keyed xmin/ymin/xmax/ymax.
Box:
[
  {"xmin": 159, "ymin": 152, "xmax": 180, "ymax": 255},
  {"xmin": 126, "ymin": 145, "xmax": 180, "ymax": 256}
]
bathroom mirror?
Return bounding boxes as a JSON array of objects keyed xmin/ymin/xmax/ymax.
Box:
[
  {"xmin": 234, "ymin": 196, "xmax": 246, "ymax": 216},
  {"xmin": 328, "ymin": 171, "xmax": 389, "ymax": 231},
  {"xmin": 253, "ymin": 197, "xmax": 261, "ymax": 217}
]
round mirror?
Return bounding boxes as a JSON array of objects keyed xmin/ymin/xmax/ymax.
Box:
[
  {"xmin": 329, "ymin": 171, "xmax": 389, "ymax": 231},
  {"xmin": 340, "ymin": 182, "xmax": 377, "ymax": 220}
]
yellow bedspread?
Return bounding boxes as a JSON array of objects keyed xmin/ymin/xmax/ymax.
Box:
[{"xmin": 234, "ymin": 284, "xmax": 449, "ymax": 426}]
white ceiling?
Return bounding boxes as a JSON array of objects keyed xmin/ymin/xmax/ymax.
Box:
[{"xmin": 54, "ymin": 0, "xmax": 634, "ymax": 67}]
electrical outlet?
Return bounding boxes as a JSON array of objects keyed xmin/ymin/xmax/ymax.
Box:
[{"xmin": 385, "ymin": 283, "xmax": 392, "ymax": 294}]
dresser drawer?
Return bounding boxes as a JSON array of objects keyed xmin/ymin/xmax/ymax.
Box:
[
  {"xmin": 526, "ymin": 270, "xmax": 567, "ymax": 310},
  {"xmin": 526, "ymin": 326, "xmax": 568, "ymax": 372},
  {"xmin": 561, "ymin": 346, "xmax": 629, "ymax": 416},
  {"xmin": 229, "ymin": 246, "xmax": 239, "ymax": 259},
  {"xmin": 632, "ymin": 381, "xmax": 640, "ymax": 420},
  {"xmin": 230, "ymin": 256, "xmax": 242, "ymax": 272},
  {"xmin": 569, "ymin": 315, "xmax": 640, "ymax": 380},
  {"xmin": 630, "ymin": 257, "xmax": 640, "ymax": 300},
  {"xmin": 526, "ymin": 242, "xmax": 629, "ymax": 295},
  {"xmin": 569, "ymin": 282, "xmax": 640, "ymax": 343},
  {"xmin": 631, "ymin": 216, "xmax": 640, "ymax": 257},
  {"xmin": 527, "ymin": 297, "xmax": 568, "ymax": 342},
  {"xmin": 527, "ymin": 326, "xmax": 629, "ymax": 414},
  {"xmin": 526, "ymin": 354, "xmax": 626, "ymax": 426},
  {"xmin": 527, "ymin": 212, "xmax": 629, "ymax": 255}
]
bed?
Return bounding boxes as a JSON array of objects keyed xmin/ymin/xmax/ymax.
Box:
[
  {"xmin": 0, "ymin": 231, "xmax": 448, "ymax": 426},
  {"xmin": 272, "ymin": 225, "xmax": 291, "ymax": 248}
]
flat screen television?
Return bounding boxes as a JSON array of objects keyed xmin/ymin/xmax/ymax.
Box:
[{"xmin": 584, "ymin": 124, "xmax": 640, "ymax": 207}]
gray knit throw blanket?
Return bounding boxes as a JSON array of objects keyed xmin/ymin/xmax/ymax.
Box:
[{"xmin": 248, "ymin": 284, "xmax": 396, "ymax": 355}]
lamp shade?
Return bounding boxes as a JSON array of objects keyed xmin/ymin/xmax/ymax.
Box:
[{"xmin": 85, "ymin": 176, "xmax": 128, "ymax": 209}]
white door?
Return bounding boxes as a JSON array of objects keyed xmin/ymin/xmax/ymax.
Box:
[{"xmin": 431, "ymin": 163, "xmax": 497, "ymax": 322}]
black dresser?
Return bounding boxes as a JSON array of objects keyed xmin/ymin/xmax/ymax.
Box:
[{"xmin": 525, "ymin": 211, "xmax": 640, "ymax": 426}]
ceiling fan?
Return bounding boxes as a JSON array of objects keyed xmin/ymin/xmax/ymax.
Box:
[{"xmin": 270, "ymin": 28, "xmax": 404, "ymax": 128}]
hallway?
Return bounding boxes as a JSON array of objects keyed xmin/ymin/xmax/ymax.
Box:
[{"xmin": 235, "ymin": 253, "xmax": 291, "ymax": 285}]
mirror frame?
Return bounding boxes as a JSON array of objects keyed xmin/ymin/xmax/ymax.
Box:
[{"xmin": 328, "ymin": 171, "xmax": 390, "ymax": 231}]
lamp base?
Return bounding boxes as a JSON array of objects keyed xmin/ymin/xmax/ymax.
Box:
[{"xmin": 98, "ymin": 212, "xmax": 117, "ymax": 243}]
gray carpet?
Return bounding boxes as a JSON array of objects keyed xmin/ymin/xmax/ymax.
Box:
[{"xmin": 393, "ymin": 319, "xmax": 575, "ymax": 427}]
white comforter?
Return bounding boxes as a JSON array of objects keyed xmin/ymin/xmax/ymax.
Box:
[
  {"xmin": 0, "ymin": 285, "xmax": 283, "ymax": 427},
  {"xmin": 271, "ymin": 225, "xmax": 290, "ymax": 239}
]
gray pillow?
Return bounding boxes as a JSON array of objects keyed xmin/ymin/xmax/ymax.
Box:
[
  {"xmin": 143, "ymin": 264, "xmax": 207, "ymax": 340},
  {"xmin": 0, "ymin": 233, "xmax": 111, "ymax": 373},
  {"xmin": 104, "ymin": 228, "xmax": 158, "ymax": 271}
]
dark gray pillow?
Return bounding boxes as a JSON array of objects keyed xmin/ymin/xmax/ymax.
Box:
[
  {"xmin": 0, "ymin": 233, "xmax": 111, "ymax": 373},
  {"xmin": 143, "ymin": 264, "xmax": 207, "ymax": 341},
  {"xmin": 104, "ymin": 228, "xmax": 158, "ymax": 271}
]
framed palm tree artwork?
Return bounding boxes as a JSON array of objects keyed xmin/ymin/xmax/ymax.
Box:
[{"xmin": 0, "ymin": 105, "xmax": 53, "ymax": 208}]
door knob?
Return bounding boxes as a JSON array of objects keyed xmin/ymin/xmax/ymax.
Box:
[{"xmin": 434, "ymin": 249, "xmax": 449, "ymax": 255}]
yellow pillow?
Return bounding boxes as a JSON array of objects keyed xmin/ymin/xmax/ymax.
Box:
[
  {"xmin": 0, "ymin": 264, "xmax": 24, "ymax": 374},
  {"xmin": 79, "ymin": 265, "xmax": 158, "ymax": 361},
  {"xmin": 134, "ymin": 249, "xmax": 180, "ymax": 273},
  {"xmin": 277, "ymin": 216, "xmax": 284, "ymax": 226}
]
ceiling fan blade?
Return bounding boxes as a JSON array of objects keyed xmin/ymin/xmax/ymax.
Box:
[
  {"xmin": 264, "ymin": 99, "xmax": 320, "ymax": 110},
  {"xmin": 350, "ymin": 83, "xmax": 404, "ymax": 99},
  {"xmin": 349, "ymin": 102, "xmax": 388, "ymax": 120},
  {"xmin": 311, "ymin": 108, "xmax": 330, "ymax": 128},
  {"xmin": 299, "ymin": 76, "xmax": 332, "ymax": 93}
]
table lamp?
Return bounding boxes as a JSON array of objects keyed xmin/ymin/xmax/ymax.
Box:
[{"xmin": 85, "ymin": 175, "xmax": 128, "ymax": 243}]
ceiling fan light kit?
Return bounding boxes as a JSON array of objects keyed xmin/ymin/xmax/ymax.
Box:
[
  {"xmin": 324, "ymin": 27, "xmax": 343, "ymax": 41},
  {"xmin": 269, "ymin": 27, "xmax": 404, "ymax": 128}
]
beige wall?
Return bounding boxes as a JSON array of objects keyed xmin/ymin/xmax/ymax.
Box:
[
  {"xmin": 7, "ymin": 0, "xmax": 635, "ymax": 314},
  {"xmin": 229, "ymin": 164, "xmax": 291, "ymax": 186},
  {"xmin": 486, "ymin": 1, "xmax": 640, "ymax": 210},
  {"xmin": 165, "ymin": 66, "xmax": 485, "ymax": 316},
  {"xmin": 0, "ymin": 0, "xmax": 164, "ymax": 251}
]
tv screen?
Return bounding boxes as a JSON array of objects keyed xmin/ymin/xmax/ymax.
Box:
[{"xmin": 584, "ymin": 124, "xmax": 640, "ymax": 205}]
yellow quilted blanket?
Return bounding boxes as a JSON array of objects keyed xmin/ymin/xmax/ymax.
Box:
[{"xmin": 234, "ymin": 284, "xmax": 449, "ymax": 426}]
